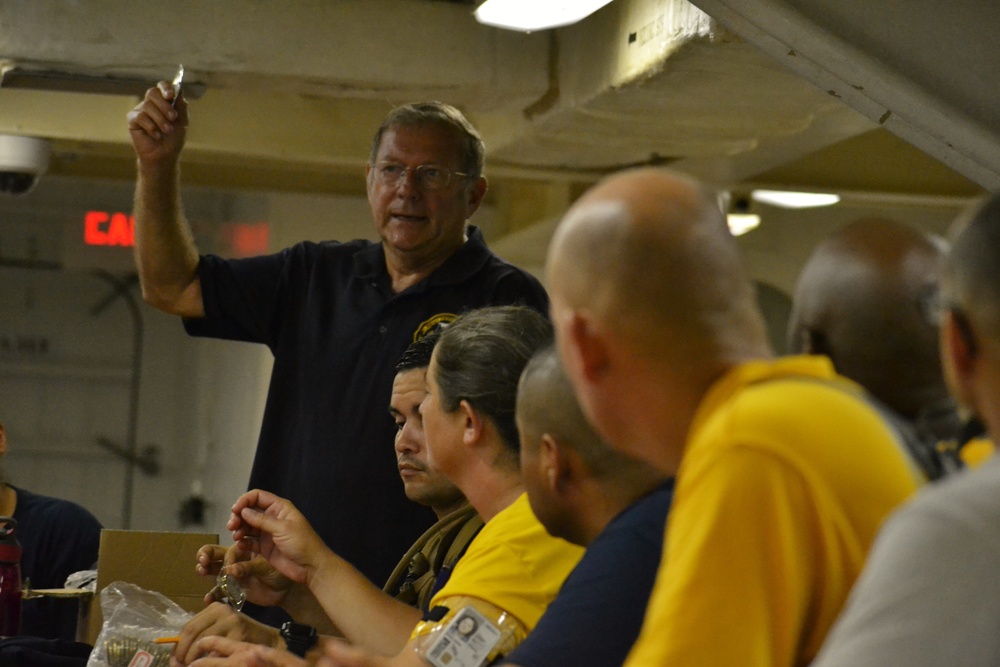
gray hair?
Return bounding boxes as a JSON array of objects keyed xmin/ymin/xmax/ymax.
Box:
[
  {"xmin": 369, "ymin": 101, "xmax": 485, "ymax": 181},
  {"xmin": 943, "ymin": 192, "xmax": 1000, "ymax": 337},
  {"xmin": 433, "ymin": 306, "xmax": 552, "ymax": 453}
]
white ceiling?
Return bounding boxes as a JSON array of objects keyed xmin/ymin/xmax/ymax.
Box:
[{"xmin": 0, "ymin": 0, "xmax": 993, "ymax": 238}]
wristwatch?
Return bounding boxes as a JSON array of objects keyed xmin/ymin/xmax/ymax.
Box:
[{"xmin": 280, "ymin": 621, "xmax": 318, "ymax": 658}]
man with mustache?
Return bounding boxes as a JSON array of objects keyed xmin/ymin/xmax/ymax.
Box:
[
  {"xmin": 382, "ymin": 333, "xmax": 484, "ymax": 609},
  {"xmin": 128, "ymin": 87, "xmax": 547, "ymax": 597}
]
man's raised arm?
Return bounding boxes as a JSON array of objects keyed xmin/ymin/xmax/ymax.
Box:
[{"xmin": 127, "ymin": 80, "xmax": 205, "ymax": 318}]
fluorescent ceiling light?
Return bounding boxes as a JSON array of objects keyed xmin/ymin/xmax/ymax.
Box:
[
  {"xmin": 727, "ymin": 213, "xmax": 761, "ymax": 236},
  {"xmin": 751, "ymin": 189, "xmax": 840, "ymax": 209},
  {"xmin": 475, "ymin": 0, "xmax": 615, "ymax": 32}
]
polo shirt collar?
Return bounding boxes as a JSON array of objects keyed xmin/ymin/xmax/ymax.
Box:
[
  {"xmin": 422, "ymin": 226, "xmax": 492, "ymax": 289},
  {"xmin": 688, "ymin": 354, "xmax": 839, "ymax": 444},
  {"xmin": 352, "ymin": 225, "xmax": 492, "ymax": 291}
]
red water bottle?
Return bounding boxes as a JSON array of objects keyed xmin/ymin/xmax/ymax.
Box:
[{"xmin": 0, "ymin": 517, "xmax": 22, "ymax": 636}]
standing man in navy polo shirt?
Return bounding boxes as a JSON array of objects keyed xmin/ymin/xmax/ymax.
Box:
[{"xmin": 126, "ymin": 87, "xmax": 548, "ymax": 591}]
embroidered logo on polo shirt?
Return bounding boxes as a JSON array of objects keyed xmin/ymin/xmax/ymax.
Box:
[{"xmin": 414, "ymin": 313, "xmax": 457, "ymax": 342}]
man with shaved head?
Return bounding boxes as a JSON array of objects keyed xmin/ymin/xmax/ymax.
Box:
[
  {"xmin": 789, "ymin": 218, "xmax": 964, "ymax": 478},
  {"xmin": 813, "ymin": 193, "xmax": 1000, "ymax": 666},
  {"xmin": 501, "ymin": 344, "xmax": 671, "ymax": 667},
  {"xmin": 545, "ymin": 167, "xmax": 921, "ymax": 666}
]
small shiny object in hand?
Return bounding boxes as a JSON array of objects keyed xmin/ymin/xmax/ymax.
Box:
[
  {"xmin": 209, "ymin": 571, "xmax": 246, "ymax": 612},
  {"xmin": 170, "ymin": 64, "xmax": 184, "ymax": 107}
]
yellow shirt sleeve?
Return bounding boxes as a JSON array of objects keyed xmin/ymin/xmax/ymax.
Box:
[
  {"xmin": 410, "ymin": 595, "xmax": 528, "ymax": 662},
  {"xmin": 423, "ymin": 494, "xmax": 582, "ymax": 632}
]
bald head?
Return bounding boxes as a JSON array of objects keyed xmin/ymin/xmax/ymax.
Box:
[
  {"xmin": 790, "ymin": 219, "xmax": 948, "ymax": 420},
  {"xmin": 545, "ymin": 169, "xmax": 772, "ymax": 469},
  {"xmin": 547, "ymin": 168, "xmax": 770, "ymax": 361}
]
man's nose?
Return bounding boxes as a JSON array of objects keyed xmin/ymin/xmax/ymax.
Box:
[
  {"xmin": 395, "ymin": 168, "xmax": 422, "ymax": 197},
  {"xmin": 395, "ymin": 425, "xmax": 418, "ymax": 453}
]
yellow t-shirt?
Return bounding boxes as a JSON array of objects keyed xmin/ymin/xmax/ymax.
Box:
[
  {"xmin": 413, "ymin": 492, "xmax": 583, "ymax": 634},
  {"xmin": 624, "ymin": 356, "xmax": 921, "ymax": 667}
]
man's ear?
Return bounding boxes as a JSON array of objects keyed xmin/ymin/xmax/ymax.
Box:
[
  {"xmin": 568, "ymin": 312, "xmax": 610, "ymax": 383},
  {"xmin": 458, "ymin": 400, "xmax": 485, "ymax": 449},
  {"xmin": 942, "ymin": 310, "xmax": 978, "ymax": 407},
  {"xmin": 538, "ymin": 434, "xmax": 562, "ymax": 492},
  {"xmin": 464, "ymin": 177, "xmax": 488, "ymax": 219}
]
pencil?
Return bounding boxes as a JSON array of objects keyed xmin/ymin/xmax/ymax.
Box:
[{"xmin": 153, "ymin": 636, "xmax": 180, "ymax": 644}]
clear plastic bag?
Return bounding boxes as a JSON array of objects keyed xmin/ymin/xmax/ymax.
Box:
[
  {"xmin": 65, "ymin": 569, "xmax": 98, "ymax": 591},
  {"xmin": 86, "ymin": 581, "xmax": 193, "ymax": 667}
]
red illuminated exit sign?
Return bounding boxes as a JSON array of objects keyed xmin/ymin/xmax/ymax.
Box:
[
  {"xmin": 82, "ymin": 210, "xmax": 270, "ymax": 256},
  {"xmin": 85, "ymin": 210, "xmax": 134, "ymax": 247}
]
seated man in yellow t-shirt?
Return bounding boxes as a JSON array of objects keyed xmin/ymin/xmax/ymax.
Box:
[
  {"xmin": 544, "ymin": 168, "xmax": 922, "ymax": 667},
  {"xmin": 179, "ymin": 306, "xmax": 583, "ymax": 667}
]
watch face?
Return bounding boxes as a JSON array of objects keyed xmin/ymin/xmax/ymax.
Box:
[{"xmin": 216, "ymin": 572, "xmax": 246, "ymax": 612}]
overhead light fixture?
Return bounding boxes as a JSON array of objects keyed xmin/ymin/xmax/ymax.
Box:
[
  {"xmin": 727, "ymin": 213, "xmax": 761, "ymax": 236},
  {"xmin": 474, "ymin": 0, "xmax": 615, "ymax": 32},
  {"xmin": 725, "ymin": 193, "xmax": 761, "ymax": 236},
  {"xmin": 751, "ymin": 189, "xmax": 840, "ymax": 209}
]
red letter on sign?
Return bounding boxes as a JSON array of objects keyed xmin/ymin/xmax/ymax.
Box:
[
  {"xmin": 84, "ymin": 211, "xmax": 109, "ymax": 245},
  {"xmin": 107, "ymin": 213, "xmax": 135, "ymax": 247}
]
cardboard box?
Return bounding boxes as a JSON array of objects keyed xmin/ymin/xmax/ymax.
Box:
[{"xmin": 83, "ymin": 529, "xmax": 218, "ymax": 644}]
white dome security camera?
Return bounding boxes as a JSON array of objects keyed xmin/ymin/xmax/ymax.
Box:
[{"xmin": 0, "ymin": 135, "xmax": 51, "ymax": 195}]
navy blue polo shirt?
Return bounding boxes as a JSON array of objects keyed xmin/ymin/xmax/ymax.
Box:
[
  {"xmin": 13, "ymin": 485, "xmax": 102, "ymax": 640},
  {"xmin": 185, "ymin": 226, "xmax": 548, "ymax": 587},
  {"xmin": 504, "ymin": 480, "xmax": 673, "ymax": 667}
]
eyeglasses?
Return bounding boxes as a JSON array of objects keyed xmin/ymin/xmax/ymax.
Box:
[{"xmin": 371, "ymin": 162, "xmax": 469, "ymax": 190}]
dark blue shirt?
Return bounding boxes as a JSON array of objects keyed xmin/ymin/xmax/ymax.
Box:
[
  {"xmin": 504, "ymin": 481, "xmax": 674, "ymax": 667},
  {"xmin": 185, "ymin": 227, "xmax": 548, "ymax": 587},
  {"xmin": 12, "ymin": 485, "xmax": 102, "ymax": 640}
]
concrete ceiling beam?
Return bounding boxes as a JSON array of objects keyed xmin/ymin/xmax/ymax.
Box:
[
  {"xmin": 0, "ymin": 0, "xmax": 550, "ymax": 110},
  {"xmin": 690, "ymin": 0, "xmax": 1000, "ymax": 189}
]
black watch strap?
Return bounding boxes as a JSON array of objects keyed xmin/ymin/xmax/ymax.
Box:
[{"xmin": 281, "ymin": 621, "xmax": 318, "ymax": 658}]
